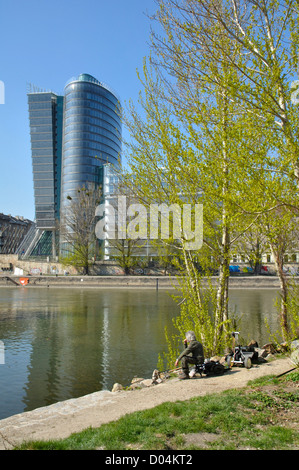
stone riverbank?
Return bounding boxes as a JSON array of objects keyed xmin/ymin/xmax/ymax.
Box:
[
  {"xmin": 0, "ymin": 274, "xmax": 293, "ymax": 289},
  {"xmin": 0, "ymin": 357, "xmax": 294, "ymax": 450}
]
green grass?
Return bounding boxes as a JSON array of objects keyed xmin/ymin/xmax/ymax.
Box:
[{"xmin": 15, "ymin": 373, "xmax": 299, "ymax": 451}]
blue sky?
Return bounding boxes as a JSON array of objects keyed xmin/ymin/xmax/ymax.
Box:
[{"xmin": 0, "ymin": 0, "xmax": 156, "ymax": 221}]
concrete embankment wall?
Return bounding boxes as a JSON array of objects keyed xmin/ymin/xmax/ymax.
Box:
[
  {"xmin": 0, "ymin": 254, "xmax": 77, "ymax": 276},
  {"xmin": 0, "ymin": 274, "xmax": 289, "ymax": 289},
  {"xmin": 0, "ymin": 254, "xmax": 298, "ymax": 289}
]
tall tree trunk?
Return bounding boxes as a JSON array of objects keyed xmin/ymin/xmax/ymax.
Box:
[
  {"xmin": 214, "ymin": 224, "xmax": 230, "ymax": 352},
  {"xmin": 270, "ymin": 244, "xmax": 289, "ymax": 341},
  {"xmin": 214, "ymin": 88, "xmax": 230, "ymax": 352}
]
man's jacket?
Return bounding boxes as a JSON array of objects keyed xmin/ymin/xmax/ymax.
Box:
[{"xmin": 177, "ymin": 340, "xmax": 204, "ymax": 363}]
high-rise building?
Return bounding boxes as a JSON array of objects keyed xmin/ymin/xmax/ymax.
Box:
[
  {"xmin": 60, "ymin": 74, "xmax": 121, "ymax": 211},
  {"xmin": 28, "ymin": 92, "xmax": 63, "ymax": 230},
  {"xmin": 26, "ymin": 74, "xmax": 121, "ymax": 258}
]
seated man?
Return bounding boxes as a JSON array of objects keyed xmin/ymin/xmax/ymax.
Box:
[{"xmin": 175, "ymin": 331, "xmax": 204, "ymax": 379}]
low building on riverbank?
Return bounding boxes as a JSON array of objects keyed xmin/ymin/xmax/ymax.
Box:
[{"xmin": 0, "ymin": 214, "xmax": 34, "ymax": 256}]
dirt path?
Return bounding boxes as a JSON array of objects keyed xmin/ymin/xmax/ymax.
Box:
[{"xmin": 0, "ymin": 357, "xmax": 294, "ymax": 450}]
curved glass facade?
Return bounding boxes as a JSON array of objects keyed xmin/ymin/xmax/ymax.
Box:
[
  {"xmin": 60, "ymin": 74, "xmax": 122, "ymax": 212},
  {"xmin": 28, "ymin": 74, "xmax": 121, "ymax": 257}
]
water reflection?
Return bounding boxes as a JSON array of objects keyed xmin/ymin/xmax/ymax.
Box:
[
  {"xmin": 0, "ymin": 287, "xmax": 279, "ymax": 420},
  {"xmin": 228, "ymin": 289, "xmax": 279, "ymax": 342}
]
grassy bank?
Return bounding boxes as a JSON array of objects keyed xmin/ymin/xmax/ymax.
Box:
[{"xmin": 16, "ymin": 371, "xmax": 299, "ymax": 451}]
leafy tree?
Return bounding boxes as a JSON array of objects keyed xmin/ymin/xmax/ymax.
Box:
[
  {"xmin": 234, "ymin": 225, "xmax": 267, "ymax": 275},
  {"xmin": 263, "ymin": 208, "xmax": 299, "ymax": 341},
  {"xmin": 102, "ymin": 177, "xmax": 148, "ymax": 274},
  {"xmin": 126, "ymin": 0, "xmax": 299, "ymax": 356},
  {"xmin": 122, "ymin": 0, "xmax": 278, "ymax": 355},
  {"xmin": 60, "ymin": 183, "xmax": 101, "ymax": 274}
]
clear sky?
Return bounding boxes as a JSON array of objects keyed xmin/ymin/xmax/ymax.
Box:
[{"xmin": 0, "ymin": 0, "xmax": 157, "ymax": 221}]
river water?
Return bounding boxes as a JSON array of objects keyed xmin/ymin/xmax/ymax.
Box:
[{"xmin": 0, "ymin": 287, "xmax": 279, "ymax": 420}]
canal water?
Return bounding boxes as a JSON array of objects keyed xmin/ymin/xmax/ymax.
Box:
[{"xmin": 0, "ymin": 287, "xmax": 279, "ymax": 420}]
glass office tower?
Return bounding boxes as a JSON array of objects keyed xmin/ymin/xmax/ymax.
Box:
[
  {"xmin": 60, "ymin": 73, "xmax": 121, "ymax": 210},
  {"xmin": 27, "ymin": 74, "xmax": 121, "ymax": 258}
]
